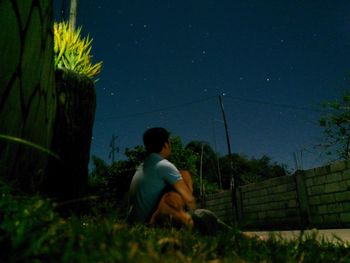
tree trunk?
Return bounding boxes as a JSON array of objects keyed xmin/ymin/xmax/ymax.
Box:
[{"xmin": 45, "ymin": 68, "xmax": 96, "ymax": 201}]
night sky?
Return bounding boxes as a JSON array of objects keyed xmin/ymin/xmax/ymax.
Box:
[{"xmin": 55, "ymin": 0, "xmax": 350, "ymax": 171}]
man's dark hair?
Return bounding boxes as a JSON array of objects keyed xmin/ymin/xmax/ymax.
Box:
[{"xmin": 143, "ymin": 127, "xmax": 170, "ymax": 153}]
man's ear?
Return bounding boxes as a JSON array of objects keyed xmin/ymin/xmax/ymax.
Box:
[{"xmin": 160, "ymin": 142, "xmax": 170, "ymax": 157}]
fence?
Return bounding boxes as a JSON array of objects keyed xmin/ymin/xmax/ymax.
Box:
[{"xmin": 201, "ymin": 160, "xmax": 350, "ymax": 230}]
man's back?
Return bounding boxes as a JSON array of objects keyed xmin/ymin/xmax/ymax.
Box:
[{"xmin": 128, "ymin": 153, "xmax": 181, "ymax": 224}]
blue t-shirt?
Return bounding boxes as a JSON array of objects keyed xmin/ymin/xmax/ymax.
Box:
[{"xmin": 128, "ymin": 153, "xmax": 182, "ymax": 224}]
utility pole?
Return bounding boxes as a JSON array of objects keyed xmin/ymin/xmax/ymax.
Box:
[
  {"xmin": 218, "ymin": 95, "xmax": 240, "ymax": 224},
  {"xmin": 212, "ymin": 119, "xmax": 223, "ymax": 190},
  {"xmin": 199, "ymin": 144, "xmax": 204, "ymax": 196},
  {"xmin": 109, "ymin": 135, "xmax": 119, "ymax": 164},
  {"xmin": 69, "ymin": 0, "xmax": 78, "ymax": 30},
  {"xmin": 218, "ymin": 95, "xmax": 236, "ymax": 188}
]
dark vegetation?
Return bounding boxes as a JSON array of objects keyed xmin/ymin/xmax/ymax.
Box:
[
  {"xmin": 2, "ymin": 118, "xmax": 349, "ymax": 262},
  {"xmin": 89, "ymin": 136, "xmax": 288, "ymax": 208},
  {"xmin": 1, "ymin": 177, "xmax": 350, "ymax": 263},
  {"xmin": 319, "ymin": 91, "xmax": 350, "ymax": 161},
  {"xmin": 2, "ymin": 119, "xmax": 350, "ymax": 262}
]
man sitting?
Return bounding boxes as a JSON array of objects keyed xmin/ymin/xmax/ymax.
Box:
[
  {"xmin": 127, "ymin": 127, "xmax": 231, "ymax": 235},
  {"xmin": 127, "ymin": 127, "xmax": 195, "ymax": 225}
]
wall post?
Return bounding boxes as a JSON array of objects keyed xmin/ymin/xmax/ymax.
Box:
[
  {"xmin": 234, "ymin": 187, "xmax": 244, "ymax": 226},
  {"xmin": 294, "ymin": 170, "xmax": 311, "ymax": 228}
]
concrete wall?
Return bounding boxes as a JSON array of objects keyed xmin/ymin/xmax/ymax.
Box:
[
  {"xmin": 202, "ymin": 160, "xmax": 350, "ymax": 230},
  {"xmin": 305, "ymin": 161, "xmax": 350, "ymax": 228},
  {"xmin": 200, "ymin": 191, "xmax": 235, "ymax": 224},
  {"xmin": 240, "ymin": 175, "xmax": 300, "ymax": 229}
]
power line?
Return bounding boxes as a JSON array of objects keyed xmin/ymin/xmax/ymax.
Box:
[
  {"xmin": 95, "ymin": 94, "xmax": 329, "ymax": 123},
  {"xmin": 225, "ymin": 95, "xmax": 326, "ymax": 113},
  {"xmin": 95, "ymin": 96, "xmax": 216, "ymax": 122}
]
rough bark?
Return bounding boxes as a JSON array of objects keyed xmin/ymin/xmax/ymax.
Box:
[{"xmin": 45, "ymin": 68, "xmax": 96, "ymax": 201}]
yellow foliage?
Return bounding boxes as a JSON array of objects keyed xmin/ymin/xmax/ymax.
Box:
[{"xmin": 53, "ymin": 21, "xmax": 102, "ymax": 80}]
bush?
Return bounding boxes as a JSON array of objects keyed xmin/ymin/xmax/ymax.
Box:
[
  {"xmin": 88, "ymin": 138, "xmax": 200, "ymax": 204},
  {"xmin": 53, "ymin": 21, "xmax": 102, "ymax": 80}
]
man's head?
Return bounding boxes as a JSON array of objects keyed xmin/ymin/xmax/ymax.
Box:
[{"xmin": 143, "ymin": 127, "xmax": 170, "ymax": 155}]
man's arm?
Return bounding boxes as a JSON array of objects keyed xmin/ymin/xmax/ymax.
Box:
[{"xmin": 173, "ymin": 179, "xmax": 196, "ymax": 210}]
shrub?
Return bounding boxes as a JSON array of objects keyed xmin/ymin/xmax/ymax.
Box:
[{"xmin": 53, "ymin": 21, "xmax": 102, "ymax": 80}]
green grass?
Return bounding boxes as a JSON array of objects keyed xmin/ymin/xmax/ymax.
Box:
[{"xmin": 1, "ymin": 179, "xmax": 350, "ymax": 263}]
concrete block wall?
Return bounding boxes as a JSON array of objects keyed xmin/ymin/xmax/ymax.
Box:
[
  {"xmin": 202, "ymin": 160, "xmax": 350, "ymax": 230},
  {"xmin": 304, "ymin": 160, "xmax": 350, "ymax": 228},
  {"xmin": 240, "ymin": 175, "xmax": 300, "ymax": 229},
  {"xmin": 200, "ymin": 191, "xmax": 235, "ymax": 224}
]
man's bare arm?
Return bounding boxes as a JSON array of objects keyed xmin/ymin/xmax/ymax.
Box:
[{"xmin": 173, "ymin": 179, "xmax": 196, "ymax": 210}]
